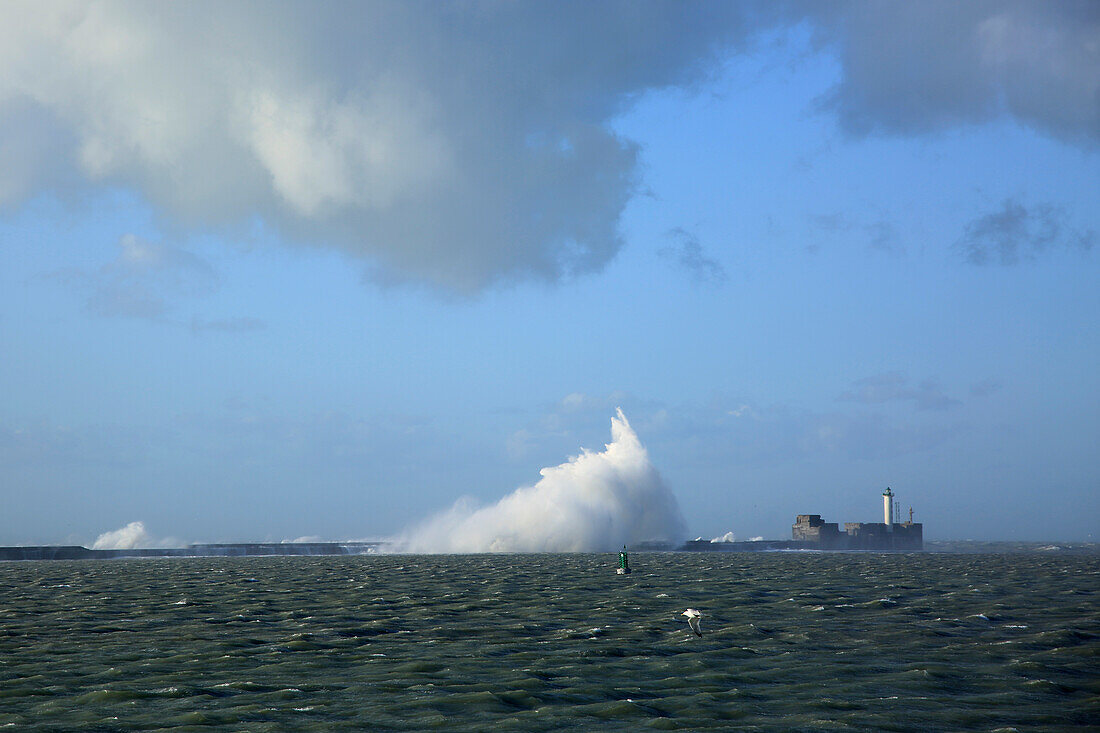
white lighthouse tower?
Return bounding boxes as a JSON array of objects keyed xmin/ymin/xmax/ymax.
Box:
[{"xmin": 883, "ymin": 487, "xmax": 894, "ymax": 531}]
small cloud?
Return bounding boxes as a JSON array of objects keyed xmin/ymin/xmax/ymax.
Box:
[
  {"xmin": 909, "ymin": 379, "xmax": 962, "ymax": 410},
  {"xmin": 969, "ymin": 378, "xmax": 1001, "ymax": 397},
  {"xmin": 810, "ymin": 213, "xmax": 903, "ymax": 255},
  {"xmin": 840, "ymin": 372, "xmax": 906, "ymax": 402},
  {"xmin": 957, "ymin": 199, "xmax": 1094, "ymax": 266},
  {"xmin": 809, "ymin": 213, "xmax": 855, "ymax": 233},
  {"xmin": 561, "ymin": 393, "xmax": 588, "ymax": 411},
  {"xmin": 85, "ymin": 280, "xmax": 168, "ymax": 319},
  {"xmin": 110, "ymin": 234, "xmax": 217, "ymax": 297},
  {"xmin": 506, "ymin": 428, "xmax": 533, "ymax": 460},
  {"xmin": 53, "ymin": 236, "xmax": 259, "ymax": 332},
  {"xmin": 190, "ymin": 316, "xmax": 267, "ymax": 334},
  {"xmin": 866, "ymin": 220, "xmax": 903, "ymax": 254},
  {"xmin": 659, "ymin": 228, "xmax": 727, "ymax": 285},
  {"xmin": 58, "ymin": 234, "xmax": 218, "ymax": 320},
  {"xmin": 555, "ymin": 391, "xmax": 634, "ymax": 418},
  {"xmin": 840, "ymin": 372, "xmax": 961, "ymax": 411},
  {"xmin": 650, "ymin": 408, "xmax": 669, "ymax": 428}
]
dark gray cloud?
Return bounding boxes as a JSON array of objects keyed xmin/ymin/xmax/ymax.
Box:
[
  {"xmin": 659, "ymin": 228, "xmax": 727, "ymax": 284},
  {"xmin": 957, "ymin": 199, "xmax": 1095, "ymax": 265},
  {"xmin": 840, "ymin": 373, "xmax": 961, "ymax": 411},
  {"xmin": 808, "ymin": 1, "xmax": 1100, "ymax": 146}
]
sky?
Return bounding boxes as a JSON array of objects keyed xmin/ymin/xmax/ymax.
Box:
[{"xmin": 1, "ymin": 1, "xmax": 1098, "ymax": 547}]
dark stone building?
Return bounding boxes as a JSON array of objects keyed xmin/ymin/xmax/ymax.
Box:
[
  {"xmin": 791, "ymin": 515, "xmax": 844, "ymax": 548},
  {"xmin": 792, "ymin": 513, "xmax": 923, "ymax": 551}
]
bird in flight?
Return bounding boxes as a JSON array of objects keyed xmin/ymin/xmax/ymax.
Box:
[{"xmin": 682, "ymin": 608, "xmax": 703, "ymax": 636}]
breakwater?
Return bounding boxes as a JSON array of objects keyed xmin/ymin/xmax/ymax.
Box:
[{"xmin": 0, "ymin": 542, "xmax": 382, "ymax": 561}]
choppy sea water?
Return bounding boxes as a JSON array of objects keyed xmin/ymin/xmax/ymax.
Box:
[{"xmin": 1, "ymin": 551, "xmax": 1097, "ymax": 731}]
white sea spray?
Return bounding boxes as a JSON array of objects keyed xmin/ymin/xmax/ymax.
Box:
[
  {"xmin": 91, "ymin": 521, "xmax": 183, "ymax": 550},
  {"xmin": 394, "ymin": 409, "xmax": 686, "ymax": 553}
]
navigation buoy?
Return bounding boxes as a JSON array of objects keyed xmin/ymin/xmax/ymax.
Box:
[{"xmin": 617, "ymin": 546, "xmax": 631, "ymax": 575}]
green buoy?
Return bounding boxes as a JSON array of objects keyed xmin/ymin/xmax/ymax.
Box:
[{"xmin": 617, "ymin": 546, "xmax": 631, "ymax": 575}]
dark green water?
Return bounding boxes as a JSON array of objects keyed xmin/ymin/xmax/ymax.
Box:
[{"xmin": 2, "ymin": 552, "xmax": 1097, "ymax": 731}]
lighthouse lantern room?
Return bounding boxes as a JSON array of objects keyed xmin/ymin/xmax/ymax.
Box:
[{"xmin": 883, "ymin": 487, "xmax": 895, "ymax": 531}]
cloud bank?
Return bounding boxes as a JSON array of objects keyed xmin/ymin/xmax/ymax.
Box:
[{"xmin": 395, "ymin": 409, "xmax": 686, "ymax": 552}]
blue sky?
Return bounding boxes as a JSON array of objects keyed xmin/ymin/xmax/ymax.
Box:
[{"xmin": 1, "ymin": 2, "xmax": 1097, "ymax": 546}]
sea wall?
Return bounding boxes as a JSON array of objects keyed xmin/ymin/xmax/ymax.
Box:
[{"xmin": 0, "ymin": 542, "xmax": 383, "ymax": 561}]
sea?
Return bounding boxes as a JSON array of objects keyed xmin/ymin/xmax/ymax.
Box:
[{"xmin": 1, "ymin": 547, "xmax": 1097, "ymax": 731}]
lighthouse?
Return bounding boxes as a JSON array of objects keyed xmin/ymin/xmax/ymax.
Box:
[{"xmin": 883, "ymin": 487, "xmax": 894, "ymax": 531}]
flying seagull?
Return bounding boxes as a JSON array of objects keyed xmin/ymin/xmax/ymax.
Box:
[{"xmin": 682, "ymin": 608, "xmax": 703, "ymax": 636}]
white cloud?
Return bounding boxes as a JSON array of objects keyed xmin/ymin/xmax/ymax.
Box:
[
  {"xmin": 243, "ymin": 84, "xmax": 450, "ymax": 216},
  {"xmin": 0, "ymin": 1, "xmax": 755, "ymax": 291}
]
